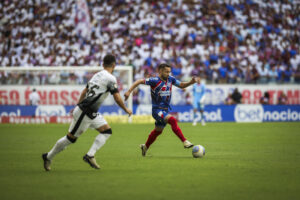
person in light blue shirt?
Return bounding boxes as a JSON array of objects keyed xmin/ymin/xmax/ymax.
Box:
[{"xmin": 192, "ymin": 77, "xmax": 206, "ymax": 126}]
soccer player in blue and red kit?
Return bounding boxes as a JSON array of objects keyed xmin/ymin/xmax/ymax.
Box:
[{"xmin": 124, "ymin": 63, "xmax": 196, "ymax": 156}]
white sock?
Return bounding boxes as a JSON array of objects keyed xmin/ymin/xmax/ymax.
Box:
[
  {"xmin": 87, "ymin": 134, "xmax": 111, "ymax": 157},
  {"xmin": 47, "ymin": 136, "xmax": 72, "ymax": 160}
]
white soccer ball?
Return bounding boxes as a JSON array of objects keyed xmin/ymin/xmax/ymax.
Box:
[{"xmin": 192, "ymin": 145, "xmax": 205, "ymax": 158}]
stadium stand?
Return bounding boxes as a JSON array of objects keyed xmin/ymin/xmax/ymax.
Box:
[{"xmin": 0, "ymin": 0, "xmax": 299, "ymax": 85}]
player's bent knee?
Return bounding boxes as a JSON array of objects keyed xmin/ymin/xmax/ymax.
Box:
[
  {"xmin": 167, "ymin": 116, "xmax": 177, "ymax": 124},
  {"xmin": 102, "ymin": 128, "xmax": 112, "ymax": 135},
  {"xmin": 67, "ymin": 134, "xmax": 77, "ymax": 143}
]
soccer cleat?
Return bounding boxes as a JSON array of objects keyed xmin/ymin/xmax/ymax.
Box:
[
  {"xmin": 83, "ymin": 154, "xmax": 100, "ymax": 169},
  {"xmin": 183, "ymin": 140, "xmax": 194, "ymax": 148},
  {"xmin": 201, "ymin": 120, "xmax": 206, "ymax": 126},
  {"xmin": 42, "ymin": 153, "xmax": 51, "ymax": 171},
  {"xmin": 192, "ymin": 121, "xmax": 197, "ymax": 126},
  {"xmin": 140, "ymin": 144, "xmax": 148, "ymax": 157}
]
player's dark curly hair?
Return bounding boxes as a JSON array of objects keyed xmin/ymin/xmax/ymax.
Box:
[
  {"xmin": 103, "ymin": 54, "xmax": 116, "ymax": 67},
  {"xmin": 158, "ymin": 63, "xmax": 171, "ymax": 70}
]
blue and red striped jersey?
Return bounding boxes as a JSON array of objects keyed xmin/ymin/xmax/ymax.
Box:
[{"xmin": 144, "ymin": 76, "xmax": 181, "ymax": 109}]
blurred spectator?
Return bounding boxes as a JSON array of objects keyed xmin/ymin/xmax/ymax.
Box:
[
  {"xmin": 268, "ymin": 66, "xmax": 278, "ymax": 83},
  {"xmin": 251, "ymin": 66, "xmax": 260, "ymax": 84},
  {"xmin": 258, "ymin": 65, "xmax": 268, "ymax": 84},
  {"xmin": 132, "ymin": 89, "xmax": 139, "ymax": 105},
  {"xmin": 224, "ymin": 93, "xmax": 234, "ymax": 105},
  {"xmin": 0, "ymin": 0, "xmax": 299, "ymax": 86},
  {"xmin": 236, "ymin": 67, "xmax": 244, "ymax": 83},
  {"xmin": 244, "ymin": 66, "xmax": 252, "ymax": 84},
  {"xmin": 29, "ymin": 88, "xmax": 40, "ymax": 105},
  {"xmin": 184, "ymin": 92, "xmax": 192, "ymax": 105},
  {"xmin": 294, "ymin": 65, "xmax": 300, "ymax": 83},
  {"xmin": 260, "ymin": 92, "xmax": 270, "ymax": 105},
  {"xmin": 278, "ymin": 92, "xmax": 288, "ymax": 105},
  {"xmin": 227, "ymin": 65, "xmax": 237, "ymax": 84},
  {"xmin": 283, "ymin": 65, "xmax": 293, "ymax": 83},
  {"xmin": 231, "ymin": 88, "xmax": 243, "ymax": 104},
  {"xmin": 212, "ymin": 68, "xmax": 219, "ymax": 84},
  {"xmin": 218, "ymin": 63, "xmax": 228, "ymax": 84}
]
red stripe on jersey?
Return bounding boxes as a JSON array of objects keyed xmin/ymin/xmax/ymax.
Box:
[{"xmin": 151, "ymin": 80, "xmax": 162, "ymax": 91}]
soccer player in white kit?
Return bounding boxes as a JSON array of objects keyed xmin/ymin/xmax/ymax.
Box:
[{"xmin": 42, "ymin": 55, "xmax": 132, "ymax": 171}]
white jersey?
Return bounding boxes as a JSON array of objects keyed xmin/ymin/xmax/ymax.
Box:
[
  {"xmin": 29, "ymin": 92, "xmax": 40, "ymax": 105},
  {"xmin": 78, "ymin": 69, "xmax": 118, "ymax": 118}
]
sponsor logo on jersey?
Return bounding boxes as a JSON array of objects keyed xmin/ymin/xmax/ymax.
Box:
[
  {"xmin": 158, "ymin": 111, "xmax": 164, "ymax": 119},
  {"xmin": 159, "ymin": 91, "xmax": 171, "ymax": 96}
]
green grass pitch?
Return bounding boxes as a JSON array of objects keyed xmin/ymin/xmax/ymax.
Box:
[{"xmin": 0, "ymin": 122, "xmax": 300, "ymax": 200}]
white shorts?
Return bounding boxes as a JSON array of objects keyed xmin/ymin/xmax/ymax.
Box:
[{"xmin": 68, "ymin": 106, "xmax": 107, "ymax": 137}]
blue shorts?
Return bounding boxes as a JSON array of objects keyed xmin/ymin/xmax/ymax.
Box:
[
  {"xmin": 152, "ymin": 108, "xmax": 169, "ymax": 128},
  {"xmin": 193, "ymin": 98, "xmax": 205, "ymax": 111}
]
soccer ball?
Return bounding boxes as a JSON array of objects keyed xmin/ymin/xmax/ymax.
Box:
[{"xmin": 192, "ymin": 145, "xmax": 205, "ymax": 158}]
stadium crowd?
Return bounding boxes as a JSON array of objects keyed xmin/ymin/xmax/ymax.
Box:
[{"xmin": 0, "ymin": 0, "xmax": 299, "ymax": 85}]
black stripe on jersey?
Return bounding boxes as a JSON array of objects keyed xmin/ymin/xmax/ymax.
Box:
[
  {"xmin": 89, "ymin": 92, "xmax": 103, "ymax": 106},
  {"xmin": 78, "ymin": 92, "xmax": 103, "ymax": 111},
  {"xmin": 70, "ymin": 112, "xmax": 85, "ymax": 135},
  {"xmin": 83, "ymin": 92, "xmax": 104, "ymax": 119}
]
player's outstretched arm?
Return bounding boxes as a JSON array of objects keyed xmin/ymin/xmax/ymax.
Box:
[
  {"xmin": 124, "ymin": 79, "xmax": 144, "ymax": 101},
  {"xmin": 113, "ymin": 92, "xmax": 132, "ymax": 116},
  {"xmin": 178, "ymin": 77, "xmax": 197, "ymax": 89}
]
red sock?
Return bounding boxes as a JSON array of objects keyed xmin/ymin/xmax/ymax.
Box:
[
  {"xmin": 167, "ymin": 116, "xmax": 186, "ymax": 142},
  {"xmin": 145, "ymin": 129, "xmax": 162, "ymax": 148}
]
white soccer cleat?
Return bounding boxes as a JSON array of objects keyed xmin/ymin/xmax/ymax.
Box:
[
  {"xmin": 140, "ymin": 144, "xmax": 148, "ymax": 156},
  {"xmin": 192, "ymin": 121, "xmax": 197, "ymax": 126},
  {"xmin": 201, "ymin": 120, "xmax": 206, "ymax": 126},
  {"xmin": 183, "ymin": 140, "xmax": 194, "ymax": 148},
  {"xmin": 83, "ymin": 154, "xmax": 100, "ymax": 169}
]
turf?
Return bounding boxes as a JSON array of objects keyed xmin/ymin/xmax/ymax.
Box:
[{"xmin": 0, "ymin": 122, "xmax": 299, "ymax": 200}]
